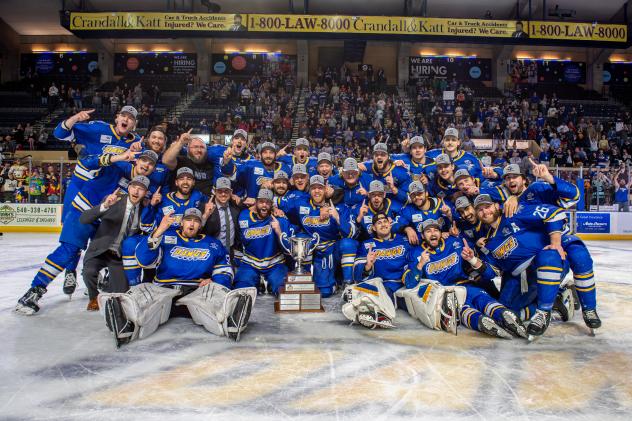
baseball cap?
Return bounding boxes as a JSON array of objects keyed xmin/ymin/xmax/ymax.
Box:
[
  {"xmin": 129, "ymin": 175, "xmax": 149, "ymax": 190},
  {"xmin": 273, "ymin": 170, "xmax": 289, "ymax": 181},
  {"xmin": 408, "ymin": 181, "xmax": 425, "ymax": 194},
  {"xmin": 435, "ymin": 154, "xmax": 452, "ymax": 166},
  {"xmin": 454, "ymin": 168, "xmax": 472, "ymax": 181},
  {"xmin": 318, "ymin": 152, "xmax": 332, "ymax": 164},
  {"xmin": 257, "ymin": 189, "xmax": 274, "ymax": 201},
  {"xmin": 369, "ymin": 180, "xmax": 385, "ymax": 194},
  {"xmin": 215, "ymin": 177, "xmax": 232, "ymax": 191},
  {"xmin": 409, "ymin": 136, "xmax": 426, "ymax": 148},
  {"xmin": 444, "ymin": 127, "xmax": 459, "ymax": 138},
  {"xmin": 292, "ymin": 163, "xmax": 308, "ymax": 176},
  {"xmin": 422, "ymin": 218, "xmax": 441, "ymax": 231},
  {"xmin": 233, "ymin": 129, "xmax": 248, "ymax": 139},
  {"xmin": 138, "ymin": 150, "xmax": 158, "ymax": 164},
  {"xmin": 257, "ymin": 141, "xmax": 276, "ymax": 154},
  {"xmin": 455, "ymin": 196, "xmax": 471, "ymax": 210},
  {"xmin": 503, "ymin": 164, "xmax": 522, "ymax": 178},
  {"xmin": 343, "ymin": 158, "xmax": 359, "ymax": 172},
  {"xmin": 119, "ymin": 105, "xmax": 138, "ymax": 120},
  {"xmin": 309, "ymin": 175, "xmax": 325, "ymax": 187},
  {"xmin": 372, "ymin": 212, "xmax": 389, "ymax": 223},
  {"xmin": 176, "ymin": 167, "xmax": 194, "ymax": 179},
  {"xmin": 295, "ymin": 138, "xmax": 310, "ymax": 149},
  {"xmin": 373, "ymin": 143, "xmax": 388, "ymax": 154},
  {"xmin": 473, "ymin": 194, "xmax": 494, "ymax": 208},
  {"xmin": 183, "ymin": 208, "xmax": 202, "ymax": 221}
]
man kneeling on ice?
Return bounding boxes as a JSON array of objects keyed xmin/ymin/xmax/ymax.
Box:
[{"xmin": 99, "ymin": 208, "xmax": 256, "ymax": 347}]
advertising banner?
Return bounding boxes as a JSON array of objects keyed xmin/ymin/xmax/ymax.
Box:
[
  {"xmin": 410, "ymin": 57, "xmax": 492, "ymax": 81},
  {"xmin": 0, "ymin": 204, "xmax": 62, "ymax": 231},
  {"xmin": 114, "ymin": 53, "xmax": 197, "ymax": 75},
  {"xmin": 575, "ymin": 212, "xmax": 611, "ymax": 233},
  {"xmin": 20, "ymin": 53, "xmax": 99, "ymax": 77}
]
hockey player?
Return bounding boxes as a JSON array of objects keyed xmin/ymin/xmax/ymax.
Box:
[
  {"xmin": 392, "ymin": 135, "xmax": 437, "ymax": 185},
  {"xmin": 453, "ymin": 168, "xmax": 509, "ymax": 204},
  {"xmin": 52, "ymin": 105, "xmax": 142, "ymax": 294},
  {"xmin": 277, "ymin": 163, "xmax": 311, "ymax": 224},
  {"xmin": 281, "ymin": 175, "xmax": 357, "ymax": 296},
  {"xmin": 473, "ymin": 194, "xmax": 570, "ymax": 338},
  {"xmin": 394, "ymin": 181, "xmax": 453, "ymax": 245},
  {"xmin": 271, "ymin": 170, "xmax": 291, "ymax": 207},
  {"xmin": 15, "ymin": 149, "xmax": 159, "ymax": 315},
  {"xmin": 278, "ymin": 137, "xmax": 318, "ymax": 176},
  {"xmin": 367, "ymin": 143, "xmax": 412, "ymax": 204},
  {"xmin": 99, "ymin": 208, "xmax": 256, "ymax": 347},
  {"xmin": 234, "ymin": 189, "xmax": 295, "ymax": 295},
  {"xmin": 315, "ymin": 152, "xmax": 338, "ymax": 180},
  {"xmin": 403, "ymin": 219, "xmax": 525, "ymax": 338},
  {"xmin": 152, "ymin": 167, "xmax": 208, "ymax": 232},
  {"xmin": 353, "ymin": 180, "xmax": 402, "ymax": 240},
  {"xmin": 427, "ymin": 154, "xmax": 460, "ymax": 201},
  {"xmin": 426, "ymin": 127, "xmax": 483, "ymax": 180},
  {"xmin": 328, "ymin": 158, "xmax": 373, "ymax": 207}
]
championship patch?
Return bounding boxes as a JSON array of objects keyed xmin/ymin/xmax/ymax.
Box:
[
  {"xmin": 412, "ymin": 214, "xmax": 423, "ymax": 223},
  {"xmin": 299, "ymin": 206, "xmax": 310, "ymax": 215},
  {"xmin": 99, "ymin": 134, "xmax": 112, "ymax": 144},
  {"xmin": 165, "ymin": 236, "xmax": 177, "ymax": 244},
  {"xmin": 162, "ymin": 206, "xmax": 175, "ymax": 215},
  {"xmin": 365, "ymin": 242, "xmax": 376, "ymax": 250},
  {"xmin": 363, "ymin": 215, "xmax": 373, "ymax": 224},
  {"xmin": 239, "ymin": 220, "xmax": 249, "ymax": 228},
  {"xmin": 254, "ymin": 167, "xmax": 264, "ymax": 175}
]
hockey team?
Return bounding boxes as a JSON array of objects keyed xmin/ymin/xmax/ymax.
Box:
[{"xmin": 15, "ymin": 107, "xmax": 602, "ymax": 346}]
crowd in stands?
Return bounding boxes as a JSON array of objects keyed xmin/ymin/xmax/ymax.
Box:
[{"xmin": 0, "ymin": 159, "xmax": 74, "ymax": 204}]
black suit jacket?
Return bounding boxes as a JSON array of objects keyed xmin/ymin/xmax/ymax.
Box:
[
  {"xmin": 80, "ymin": 195, "xmax": 146, "ymax": 260},
  {"xmin": 202, "ymin": 202, "xmax": 241, "ymax": 249}
]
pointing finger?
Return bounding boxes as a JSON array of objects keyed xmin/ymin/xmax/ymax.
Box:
[{"xmin": 86, "ymin": 109, "xmax": 95, "ymax": 114}]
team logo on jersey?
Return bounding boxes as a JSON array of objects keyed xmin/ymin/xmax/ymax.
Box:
[
  {"xmin": 426, "ymin": 252, "xmax": 459, "ymax": 275},
  {"xmin": 299, "ymin": 206, "xmax": 310, "ymax": 215},
  {"xmin": 165, "ymin": 236, "xmax": 177, "ymax": 244},
  {"xmin": 502, "ymin": 227, "xmax": 512, "ymax": 236},
  {"xmin": 492, "ymin": 236, "xmax": 518, "ymax": 259},
  {"xmin": 254, "ymin": 167, "xmax": 264, "ymax": 175},
  {"xmin": 465, "ymin": 229, "xmax": 474, "ymax": 238},
  {"xmin": 374, "ymin": 245, "xmax": 405, "ymax": 260},
  {"xmin": 170, "ymin": 247, "xmax": 210, "ymax": 261},
  {"xmin": 412, "ymin": 214, "xmax": 423, "ymax": 223},
  {"xmin": 99, "ymin": 135, "xmax": 112, "ymax": 144},
  {"xmin": 239, "ymin": 220, "xmax": 249, "ymax": 229},
  {"xmin": 463, "ymin": 159, "xmax": 475, "ymax": 171},
  {"xmin": 102, "ymin": 145, "xmax": 128, "ymax": 154},
  {"xmin": 526, "ymin": 192, "xmax": 535, "ymax": 202},
  {"xmin": 302, "ymin": 216, "xmax": 329, "ymax": 227},
  {"xmin": 244, "ymin": 225, "xmax": 272, "ymax": 239}
]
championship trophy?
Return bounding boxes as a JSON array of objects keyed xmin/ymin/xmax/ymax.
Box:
[{"xmin": 275, "ymin": 233, "xmax": 324, "ymax": 312}]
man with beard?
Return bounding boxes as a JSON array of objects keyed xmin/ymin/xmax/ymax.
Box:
[
  {"xmin": 392, "ymin": 135, "xmax": 437, "ymax": 185},
  {"xmin": 203, "ymin": 177, "xmax": 241, "ymax": 258},
  {"xmin": 100, "ymin": 208, "xmax": 256, "ymax": 347},
  {"xmin": 278, "ymin": 137, "xmax": 318, "ymax": 176},
  {"xmin": 163, "ymin": 132, "xmax": 215, "ymax": 196},
  {"xmin": 427, "ymin": 127, "xmax": 484, "ymax": 180},
  {"xmin": 394, "ymin": 181, "xmax": 453, "ymax": 245},
  {"xmin": 222, "ymin": 141, "xmax": 290, "ymax": 207},
  {"xmin": 328, "ymin": 158, "xmax": 373, "ymax": 207},
  {"xmin": 427, "ymin": 154, "xmax": 460, "ymax": 202},
  {"xmin": 52, "ymin": 105, "xmax": 142, "ymax": 295},
  {"xmin": 152, "ymin": 167, "xmax": 208, "ymax": 232},
  {"xmin": 142, "ymin": 126, "xmax": 170, "ymax": 189},
  {"xmin": 234, "ymin": 189, "xmax": 295, "ymax": 295},
  {"xmin": 367, "ymin": 143, "xmax": 411, "ymax": 204},
  {"xmin": 353, "ymin": 180, "xmax": 402, "ymax": 240},
  {"xmin": 403, "ymin": 219, "xmax": 525, "ymax": 339},
  {"xmin": 453, "ymin": 168, "xmax": 509, "ymax": 204},
  {"xmin": 277, "ymin": 164, "xmax": 311, "ymax": 224},
  {"xmin": 281, "ymin": 175, "xmax": 356, "ymax": 296},
  {"xmin": 271, "ymin": 170, "xmax": 291, "ymax": 207},
  {"xmin": 16, "ymin": 149, "xmax": 160, "ymax": 315}
]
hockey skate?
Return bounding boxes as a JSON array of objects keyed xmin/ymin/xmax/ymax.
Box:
[
  {"xmin": 356, "ymin": 297, "xmax": 395, "ymax": 329},
  {"xmin": 440, "ymin": 290, "xmax": 459, "ymax": 335},
  {"xmin": 62, "ymin": 270, "xmax": 77, "ymax": 298},
  {"xmin": 478, "ymin": 315, "xmax": 513, "ymax": 339},
  {"xmin": 104, "ymin": 296, "xmax": 134, "ymax": 348},
  {"xmin": 553, "ymin": 287, "xmax": 575, "ymax": 322},
  {"xmin": 582, "ymin": 309, "xmax": 601, "ymax": 336},
  {"xmin": 15, "ymin": 286, "xmax": 47, "ymax": 315},
  {"xmin": 500, "ymin": 309, "xmax": 528, "ymax": 338},
  {"xmin": 527, "ymin": 309, "xmax": 551, "ymax": 341},
  {"xmin": 226, "ymin": 294, "xmax": 253, "ymax": 342}
]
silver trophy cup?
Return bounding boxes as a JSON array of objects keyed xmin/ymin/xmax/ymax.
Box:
[{"xmin": 288, "ymin": 234, "xmax": 320, "ymax": 275}]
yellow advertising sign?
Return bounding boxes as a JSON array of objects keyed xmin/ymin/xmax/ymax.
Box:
[
  {"xmin": 69, "ymin": 12, "xmax": 246, "ymax": 31},
  {"xmin": 529, "ymin": 21, "xmax": 628, "ymax": 42}
]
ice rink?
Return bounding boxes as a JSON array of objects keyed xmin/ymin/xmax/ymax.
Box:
[{"xmin": 1, "ymin": 233, "xmax": 631, "ymax": 420}]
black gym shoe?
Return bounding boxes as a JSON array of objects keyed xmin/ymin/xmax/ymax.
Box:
[
  {"xmin": 226, "ymin": 294, "xmax": 253, "ymax": 342},
  {"xmin": 501, "ymin": 309, "xmax": 528, "ymax": 338},
  {"xmin": 63, "ymin": 270, "xmax": 77, "ymax": 296},
  {"xmin": 527, "ymin": 309, "xmax": 552, "ymax": 338},
  {"xmin": 478, "ymin": 315, "xmax": 513, "ymax": 339},
  {"xmin": 582, "ymin": 309, "xmax": 601, "ymax": 329},
  {"xmin": 15, "ymin": 286, "xmax": 47, "ymax": 315},
  {"xmin": 104, "ymin": 297, "xmax": 134, "ymax": 348}
]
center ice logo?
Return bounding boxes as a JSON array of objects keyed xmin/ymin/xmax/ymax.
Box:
[{"xmin": 0, "ymin": 204, "xmax": 16, "ymax": 224}]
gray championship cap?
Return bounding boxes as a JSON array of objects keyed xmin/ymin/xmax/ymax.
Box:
[
  {"xmin": 408, "ymin": 180, "xmax": 425, "ymax": 194},
  {"xmin": 369, "ymin": 180, "xmax": 385, "ymax": 194},
  {"xmin": 343, "ymin": 157, "xmax": 359, "ymax": 172},
  {"xmin": 292, "ymin": 163, "xmax": 308, "ymax": 176},
  {"xmin": 373, "ymin": 143, "xmax": 388, "ymax": 154},
  {"xmin": 473, "ymin": 194, "xmax": 494, "ymax": 208},
  {"xmin": 454, "ymin": 168, "xmax": 472, "ymax": 181},
  {"xmin": 138, "ymin": 150, "xmax": 158, "ymax": 164},
  {"xmin": 183, "ymin": 208, "xmax": 202, "ymax": 221},
  {"xmin": 273, "ymin": 170, "xmax": 289, "ymax": 181},
  {"xmin": 309, "ymin": 175, "xmax": 326, "ymax": 186},
  {"xmin": 455, "ymin": 196, "xmax": 472, "ymax": 210},
  {"xmin": 129, "ymin": 175, "xmax": 150, "ymax": 190},
  {"xmin": 422, "ymin": 218, "xmax": 441, "ymax": 231},
  {"xmin": 409, "ymin": 136, "xmax": 426, "ymax": 148},
  {"xmin": 233, "ymin": 128, "xmax": 248, "ymax": 139},
  {"xmin": 119, "ymin": 105, "xmax": 138, "ymax": 119},
  {"xmin": 257, "ymin": 189, "xmax": 274, "ymax": 201},
  {"xmin": 318, "ymin": 152, "xmax": 333, "ymax": 164},
  {"xmin": 435, "ymin": 153, "xmax": 452, "ymax": 166},
  {"xmin": 295, "ymin": 137, "xmax": 310, "ymax": 149},
  {"xmin": 257, "ymin": 141, "xmax": 277, "ymax": 154},
  {"xmin": 215, "ymin": 177, "xmax": 232, "ymax": 191},
  {"xmin": 444, "ymin": 127, "xmax": 459, "ymax": 138},
  {"xmin": 503, "ymin": 164, "xmax": 522, "ymax": 178},
  {"xmin": 176, "ymin": 167, "xmax": 194, "ymax": 179}
]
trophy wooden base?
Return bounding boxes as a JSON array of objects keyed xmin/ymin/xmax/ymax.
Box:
[{"xmin": 275, "ymin": 278, "xmax": 324, "ymax": 313}]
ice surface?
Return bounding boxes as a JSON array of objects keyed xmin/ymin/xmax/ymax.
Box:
[{"xmin": 1, "ymin": 233, "xmax": 632, "ymax": 420}]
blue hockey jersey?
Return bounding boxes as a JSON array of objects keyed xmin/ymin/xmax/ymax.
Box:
[
  {"xmin": 222, "ymin": 158, "xmax": 290, "ymax": 199},
  {"xmin": 353, "ymin": 234, "xmax": 417, "ymax": 290},
  {"xmin": 390, "ymin": 153, "xmax": 437, "ymax": 184},
  {"xmin": 517, "ymin": 177, "xmax": 580, "ymax": 209},
  {"xmin": 328, "ymin": 172, "xmax": 373, "ymax": 207},
  {"xmin": 237, "ymin": 210, "xmax": 295, "ymax": 270},
  {"xmin": 352, "ymin": 198, "xmax": 403, "ymax": 238},
  {"xmin": 279, "ymin": 155, "xmax": 319, "ymax": 176},
  {"xmin": 368, "ymin": 163, "xmax": 412, "ymax": 204},
  {"xmin": 426, "ymin": 149, "xmax": 483, "ymax": 180},
  {"xmin": 393, "ymin": 197, "xmax": 450, "ymax": 241},
  {"xmin": 153, "ymin": 189, "xmax": 208, "ymax": 232}
]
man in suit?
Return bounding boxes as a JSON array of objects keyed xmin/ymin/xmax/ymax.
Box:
[
  {"xmin": 203, "ymin": 177, "xmax": 241, "ymax": 259},
  {"xmin": 511, "ymin": 21, "xmax": 529, "ymax": 38},
  {"xmin": 80, "ymin": 176, "xmax": 151, "ymax": 311}
]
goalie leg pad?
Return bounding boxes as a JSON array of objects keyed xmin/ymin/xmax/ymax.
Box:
[
  {"xmin": 396, "ymin": 281, "xmax": 467, "ymax": 331},
  {"xmin": 341, "ymin": 278, "xmax": 396, "ymax": 329}
]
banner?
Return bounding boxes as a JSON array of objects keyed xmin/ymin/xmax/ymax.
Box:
[
  {"xmin": 20, "ymin": 53, "xmax": 99, "ymax": 77},
  {"xmin": 211, "ymin": 53, "xmax": 296, "ymax": 76},
  {"xmin": 508, "ymin": 59, "xmax": 586, "ymax": 84},
  {"xmin": 409, "ymin": 57, "xmax": 492, "ymax": 81},
  {"xmin": 529, "ymin": 21, "xmax": 628, "ymax": 43},
  {"xmin": 69, "ymin": 12, "xmax": 244, "ymax": 31},
  {"xmin": 603, "ymin": 62, "xmax": 632, "ymax": 85},
  {"xmin": 114, "ymin": 53, "xmax": 197, "ymax": 75},
  {"xmin": 576, "ymin": 212, "xmax": 611, "ymax": 233},
  {"xmin": 0, "ymin": 204, "xmax": 62, "ymax": 230}
]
